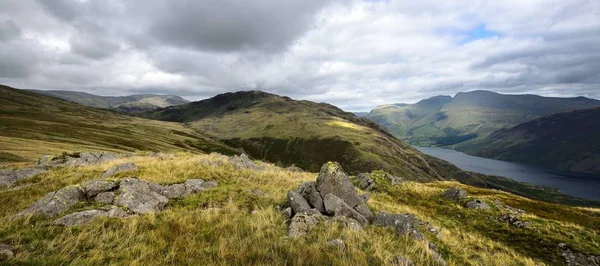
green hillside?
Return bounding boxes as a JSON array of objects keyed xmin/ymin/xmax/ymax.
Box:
[
  {"xmin": 457, "ymin": 107, "xmax": 600, "ymax": 175},
  {"xmin": 366, "ymin": 90, "xmax": 600, "ymax": 146},
  {"xmin": 0, "ymin": 85, "xmax": 236, "ymax": 162}
]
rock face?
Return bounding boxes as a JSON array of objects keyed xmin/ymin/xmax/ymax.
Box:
[
  {"xmin": 0, "ymin": 168, "xmax": 47, "ymax": 187},
  {"xmin": 19, "ymin": 185, "xmax": 86, "ymax": 218},
  {"xmin": 287, "ymin": 191, "xmax": 311, "ymax": 214},
  {"xmin": 115, "ymin": 178, "xmax": 168, "ymax": 214},
  {"xmin": 316, "ymin": 162, "xmax": 363, "ymax": 208},
  {"xmin": 465, "ymin": 199, "xmax": 490, "ymax": 210},
  {"xmin": 0, "ymin": 243, "xmax": 14, "ymax": 261},
  {"xmin": 101, "ymin": 162, "xmax": 138, "ymax": 178},
  {"xmin": 373, "ymin": 213, "xmax": 424, "ymax": 240},
  {"xmin": 38, "ymin": 151, "xmax": 121, "ymax": 168},
  {"xmin": 95, "ymin": 192, "xmax": 116, "ymax": 205},
  {"xmin": 296, "ymin": 182, "xmax": 325, "ymax": 213},
  {"xmin": 228, "ymin": 154, "xmax": 268, "ymax": 170},
  {"xmin": 323, "ymin": 194, "xmax": 369, "ymax": 225},
  {"xmin": 357, "ymin": 173, "xmax": 375, "ymax": 191},
  {"xmin": 83, "ymin": 180, "xmax": 119, "ymax": 197},
  {"xmin": 442, "ymin": 187, "xmax": 467, "ymax": 201}
]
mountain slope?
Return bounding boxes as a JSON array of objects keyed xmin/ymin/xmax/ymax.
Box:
[
  {"xmin": 0, "ymin": 85, "xmax": 236, "ymax": 162},
  {"xmin": 366, "ymin": 90, "xmax": 600, "ymax": 146},
  {"xmin": 29, "ymin": 90, "xmax": 189, "ymax": 112},
  {"xmin": 458, "ymin": 107, "xmax": 600, "ymax": 175}
]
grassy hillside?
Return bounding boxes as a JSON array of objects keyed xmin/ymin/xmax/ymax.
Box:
[
  {"xmin": 29, "ymin": 89, "xmax": 189, "ymax": 112},
  {"xmin": 457, "ymin": 107, "xmax": 600, "ymax": 175},
  {"xmin": 366, "ymin": 90, "xmax": 600, "ymax": 146},
  {"xmin": 0, "ymin": 85, "xmax": 236, "ymax": 162},
  {"xmin": 1, "ymin": 152, "xmax": 598, "ymax": 265}
]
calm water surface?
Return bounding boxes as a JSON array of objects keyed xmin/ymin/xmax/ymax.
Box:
[{"xmin": 416, "ymin": 146, "xmax": 600, "ymax": 201}]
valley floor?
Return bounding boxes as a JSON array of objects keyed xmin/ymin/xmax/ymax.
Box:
[{"xmin": 1, "ymin": 152, "xmax": 599, "ymax": 265}]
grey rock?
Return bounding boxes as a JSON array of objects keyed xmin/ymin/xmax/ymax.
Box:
[
  {"xmin": 184, "ymin": 179, "xmax": 206, "ymax": 193},
  {"xmin": 19, "ymin": 185, "xmax": 85, "ymax": 218},
  {"xmin": 228, "ymin": 154, "xmax": 268, "ymax": 171},
  {"xmin": 428, "ymin": 243, "xmax": 447, "ymax": 266},
  {"xmin": 288, "ymin": 209, "xmax": 327, "ymax": 237},
  {"xmin": 465, "ymin": 199, "xmax": 490, "ymax": 210},
  {"xmin": 101, "ymin": 162, "xmax": 137, "ymax": 178},
  {"xmin": 391, "ymin": 256, "xmax": 415, "ymax": 266},
  {"xmin": 296, "ymin": 181, "xmax": 315, "ymax": 197},
  {"xmin": 498, "ymin": 213, "xmax": 532, "ymax": 228},
  {"xmin": 95, "ymin": 192, "xmax": 116, "ymax": 205},
  {"xmin": 53, "ymin": 210, "xmax": 108, "ymax": 226},
  {"xmin": 39, "ymin": 152, "xmax": 121, "ymax": 168},
  {"xmin": 201, "ymin": 180, "xmax": 218, "ymax": 190},
  {"xmin": 354, "ymin": 202, "xmax": 374, "ymax": 222},
  {"xmin": 83, "ymin": 180, "xmax": 118, "ymax": 197},
  {"xmin": 297, "ymin": 182, "xmax": 326, "ymax": 213},
  {"xmin": 161, "ymin": 183, "xmax": 190, "ymax": 199},
  {"xmin": 560, "ymin": 246, "xmax": 600, "ymax": 266},
  {"xmin": 107, "ymin": 207, "xmax": 128, "ymax": 218},
  {"xmin": 287, "ymin": 191, "xmax": 311, "ymax": 214},
  {"xmin": 0, "ymin": 167, "xmax": 47, "ymax": 187},
  {"xmin": 373, "ymin": 213, "xmax": 424, "ymax": 240},
  {"xmin": 0, "ymin": 243, "xmax": 14, "ymax": 261},
  {"xmin": 325, "ymin": 216, "xmax": 363, "ymax": 232},
  {"xmin": 493, "ymin": 200, "xmax": 525, "ymax": 215},
  {"xmin": 442, "ymin": 187, "xmax": 467, "ymax": 201},
  {"xmin": 326, "ymin": 239, "xmax": 346, "ymax": 251},
  {"xmin": 323, "ymin": 193, "xmax": 368, "ymax": 225},
  {"xmin": 115, "ymin": 178, "xmax": 168, "ymax": 214},
  {"xmin": 385, "ymin": 173, "xmax": 403, "ymax": 185},
  {"xmin": 357, "ymin": 173, "xmax": 375, "ymax": 191},
  {"xmin": 281, "ymin": 207, "xmax": 293, "ymax": 219},
  {"xmin": 316, "ymin": 162, "xmax": 363, "ymax": 208}
]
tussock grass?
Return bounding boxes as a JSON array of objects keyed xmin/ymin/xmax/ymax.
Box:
[{"xmin": 1, "ymin": 153, "xmax": 598, "ymax": 265}]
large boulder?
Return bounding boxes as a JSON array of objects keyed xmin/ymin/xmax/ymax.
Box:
[
  {"xmin": 373, "ymin": 213, "xmax": 424, "ymax": 240},
  {"xmin": 101, "ymin": 162, "xmax": 138, "ymax": 178},
  {"xmin": 441, "ymin": 187, "xmax": 467, "ymax": 201},
  {"xmin": 323, "ymin": 194, "xmax": 368, "ymax": 225},
  {"xmin": 0, "ymin": 243, "xmax": 14, "ymax": 261},
  {"xmin": 288, "ymin": 209, "xmax": 327, "ymax": 237},
  {"xmin": 19, "ymin": 185, "xmax": 85, "ymax": 218},
  {"xmin": 115, "ymin": 178, "xmax": 168, "ymax": 214},
  {"xmin": 287, "ymin": 191, "xmax": 311, "ymax": 214},
  {"xmin": 83, "ymin": 180, "xmax": 118, "ymax": 197},
  {"xmin": 356, "ymin": 173, "xmax": 375, "ymax": 191},
  {"xmin": 0, "ymin": 168, "xmax": 47, "ymax": 187},
  {"xmin": 316, "ymin": 162, "xmax": 363, "ymax": 209},
  {"xmin": 296, "ymin": 182, "xmax": 325, "ymax": 213},
  {"xmin": 465, "ymin": 199, "xmax": 490, "ymax": 210}
]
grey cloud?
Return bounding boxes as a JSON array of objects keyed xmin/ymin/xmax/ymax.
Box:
[
  {"xmin": 70, "ymin": 32, "xmax": 121, "ymax": 60},
  {"xmin": 0, "ymin": 19, "xmax": 21, "ymax": 41}
]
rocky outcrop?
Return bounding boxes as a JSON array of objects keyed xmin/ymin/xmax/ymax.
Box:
[
  {"xmin": 384, "ymin": 173, "xmax": 403, "ymax": 186},
  {"xmin": 115, "ymin": 178, "xmax": 168, "ymax": 214},
  {"xmin": 373, "ymin": 213, "xmax": 424, "ymax": 240},
  {"xmin": 101, "ymin": 162, "xmax": 138, "ymax": 178},
  {"xmin": 0, "ymin": 168, "xmax": 47, "ymax": 187},
  {"xmin": 83, "ymin": 180, "xmax": 119, "ymax": 197},
  {"xmin": 558, "ymin": 243, "xmax": 600, "ymax": 266},
  {"xmin": 465, "ymin": 199, "xmax": 490, "ymax": 210},
  {"xmin": 493, "ymin": 200, "xmax": 525, "ymax": 215},
  {"xmin": 38, "ymin": 151, "xmax": 122, "ymax": 168},
  {"xmin": 53, "ymin": 207, "xmax": 130, "ymax": 226},
  {"xmin": 19, "ymin": 185, "xmax": 86, "ymax": 218},
  {"xmin": 0, "ymin": 243, "xmax": 14, "ymax": 261},
  {"xmin": 357, "ymin": 173, "xmax": 375, "ymax": 191},
  {"xmin": 296, "ymin": 182, "xmax": 325, "ymax": 213},
  {"xmin": 288, "ymin": 209, "xmax": 327, "ymax": 237},
  {"xmin": 498, "ymin": 213, "xmax": 532, "ymax": 228},
  {"xmin": 287, "ymin": 191, "xmax": 311, "ymax": 214},
  {"xmin": 228, "ymin": 154, "xmax": 268, "ymax": 171},
  {"xmin": 323, "ymin": 194, "xmax": 369, "ymax": 225},
  {"xmin": 441, "ymin": 187, "xmax": 467, "ymax": 201}
]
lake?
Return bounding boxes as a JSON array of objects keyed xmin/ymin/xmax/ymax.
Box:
[{"xmin": 416, "ymin": 146, "xmax": 600, "ymax": 201}]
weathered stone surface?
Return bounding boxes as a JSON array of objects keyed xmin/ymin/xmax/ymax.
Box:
[
  {"xmin": 107, "ymin": 207, "xmax": 128, "ymax": 218},
  {"xmin": 201, "ymin": 180, "xmax": 218, "ymax": 190},
  {"xmin": 53, "ymin": 210, "xmax": 108, "ymax": 226},
  {"xmin": 442, "ymin": 187, "xmax": 467, "ymax": 201},
  {"xmin": 325, "ymin": 216, "xmax": 363, "ymax": 232},
  {"xmin": 373, "ymin": 213, "xmax": 424, "ymax": 240},
  {"xmin": 0, "ymin": 243, "xmax": 14, "ymax": 261},
  {"xmin": 39, "ymin": 152, "xmax": 121, "ymax": 168},
  {"xmin": 428, "ymin": 243, "xmax": 447, "ymax": 266},
  {"xmin": 326, "ymin": 239, "xmax": 346, "ymax": 251},
  {"xmin": 228, "ymin": 154, "xmax": 268, "ymax": 170},
  {"xmin": 354, "ymin": 202, "xmax": 374, "ymax": 222},
  {"xmin": 161, "ymin": 184, "xmax": 190, "ymax": 199},
  {"xmin": 297, "ymin": 182, "xmax": 326, "ymax": 213},
  {"xmin": 288, "ymin": 209, "xmax": 327, "ymax": 237},
  {"xmin": 465, "ymin": 199, "xmax": 490, "ymax": 210},
  {"xmin": 391, "ymin": 256, "xmax": 415, "ymax": 266},
  {"xmin": 385, "ymin": 173, "xmax": 403, "ymax": 186},
  {"xmin": 281, "ymin": 207, "xmax": 293, "ymax": 219},
  {"xmin": 101, "ymin": 162, "xmax": 137, "ymax": 178},
  {"xmin": 287, "ymin": 191, "xmax": 311, "ymax": 214},
  {"xmin": 323, "ymin": 193, "xmax": 368, "ymax": 225},
  {"xmin": 0, "ymin": 168, "xmax": 47, "ymax": 187},
  {"xmin": 83, "ymin": 180, "xmax": 118, "ymax": 197},
  {"xmin": 115, "ymin": 178, "xmax": 168, "ymax": 214},
  {"xmin": 95, "ymin": 192, "xmax": 116, "ymax": 205},
  {"xmin": 184, "ymin": 179, "xmax": 206, "ymax": 193},
  {"xmin": 357, "ymin": 173, "xmax": 375, "ymax": 191},
  {"xmin": 316, "ymin": 162, "xmax": 363, "ymax": 208},
  {"xmin": 19, "ymin": 185, "xmax": 85, "ymax": 218}
]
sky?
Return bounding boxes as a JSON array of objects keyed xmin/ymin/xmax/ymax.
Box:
[{"xmin": 0, "ymin": 0, "xmax": 599, "ymax": 111}]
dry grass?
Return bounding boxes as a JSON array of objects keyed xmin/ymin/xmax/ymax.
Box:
[{"xmin": 0, "ymin": 152, "xmax": 598, "ymax": 265}]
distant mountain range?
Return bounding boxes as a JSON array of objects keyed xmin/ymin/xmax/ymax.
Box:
[
  {"xmin": 29, "ymin": 90, "xmax": 189, "ymax": 112},
  {"xmin": 365, "ymin": 90, "xmax": 600, "ymax": 175}
]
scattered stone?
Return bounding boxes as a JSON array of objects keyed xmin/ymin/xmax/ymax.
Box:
[
  {"xmin": 161, "ymin": 184, "xmax": 190, "ymax": 199},
  {"xmin": 95, "ymin": 192, "xmax": 116, "ymax": 205},
  {"xmin": 83, "ymin": 180, "xmax": 118, "ymax": 197},
  {"xmin": 498, "ymin": 213, "xmax": 532, "ymax": 228},
  {"xmin": 391, "ymin": 256, "xmax": 415, "ymax": 266},
  {"xmin": 19, "ymin": 185, "xmax": 85, "ymax": 218},
  {"xmin": 115, "ymin": 178, "xmax": 168, "ymax": 214},
  {"xmin": 441, "ymin": 187, "xmax": 467, "ymax": 201},
  {"xmin": 0, "ymin": 243, "xmax": 14, "ymax": 261},
  {"xmin": 228, "ymin": 154, "xmax": 268, "ymax": 171},
  {"xmin": 101, "ymin": 162, "xmax": 138, "ymax": 178},
  {"xmin": 356, "ymin": 173, "xmax": 375, "ymax": 191},
  {"xmin": 285, "ymin": 165, "xmax": 303, "ymax": 172},
  {"xmin": 316, "ymin": 162, "xmax": 363, "ymax": 209},
  {"xmin": 326, "ymin": 239, "xmax": 346, "ymax": 251},
  {"xmin": 249, "ymin": 188, "xmax": 267, "ymax": 197},
  {"xmin": 323, "ymin": 193, "xmax": 368, "ymax": 225},
  {"xmin": 558, "ymin": 243, "xmax": 600, "ymax": 266},
  {"xmin": 428, "ymin": 243, "xmax": 447, "ymax": 266},
  {"xmin": 384, "ymin": 173, "xmax": 403, "ymax": 185},
  {"xmin": 373, "ymin": 213, "xmax": 424, "ymax": 240},
  {"xmin": 53, "ymin": 210, "xmax": 108, "ymax": 226},
  {"xmin": 288, "ymin": 209, "xmax": 327, "ymax": 237},
  {"xmin": 0, "ymin": 168, "xmax": 47, "ymax": 187},
  {"xmin": 465, "ymin": 199, "xmax": 490, "ymax": 210},
  {"xmin": 184, "ymin": 179, "xmax": 206, "ymax": 193},
  {"xmin": 493, "ymin": 200, "xmax": 525, "ymax": 215},
  {"xmin": 281, "ymin": 207, "xmax": 293, "ymax": 219},
  {"xmin": 287, "ymin": 191, "xmax": 311, "ymax": 214}
]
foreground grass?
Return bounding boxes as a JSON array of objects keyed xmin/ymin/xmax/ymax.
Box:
[{"xmin": 0, "ymin": 153, "xmax": 598, "ymax": 265}]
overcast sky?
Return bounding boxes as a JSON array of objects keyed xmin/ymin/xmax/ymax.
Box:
[{"xmin": 1, "ymin": 0, "xmax": 599, "ymax": 111}]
